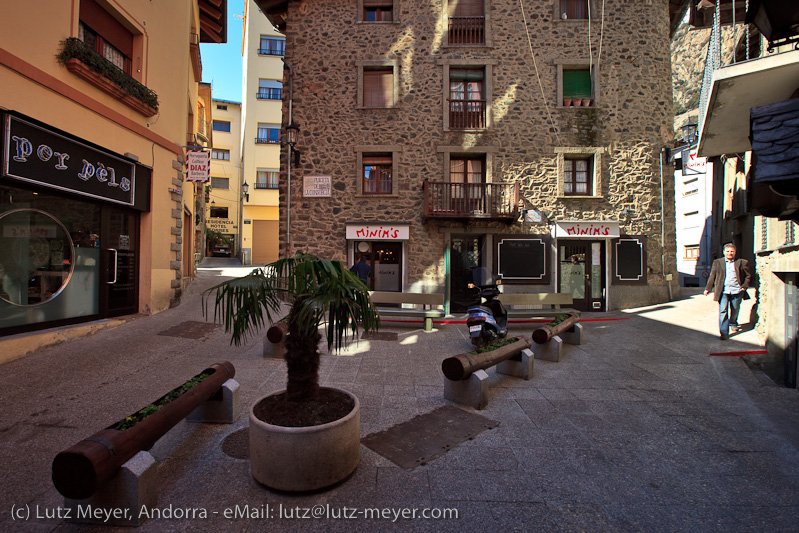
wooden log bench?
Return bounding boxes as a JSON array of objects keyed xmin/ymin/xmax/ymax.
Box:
[
  {"xmin": 497, "ymin": 292, "xmax": 579, "ymax": 319},
  {"xmin": 369, "ymin": 291, "xmax": 445, "ymax": 332}
]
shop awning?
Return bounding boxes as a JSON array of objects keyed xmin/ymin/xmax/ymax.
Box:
[{"xmin": 696, "ymin": 49, "xmax": 799, "ymax": 158}]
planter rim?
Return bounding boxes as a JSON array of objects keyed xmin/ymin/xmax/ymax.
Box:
[{"xmin": 249, "ymin": 386, "xmax": 359, "ymax": 434}]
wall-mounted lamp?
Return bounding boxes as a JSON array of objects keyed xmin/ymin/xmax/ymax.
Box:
[
  {"xmin": 242, "ymin": 181, "xmax": 250, "ymax": 202},
  {"xmin": 680, "ymin": 121, "xmax": 698, "ymax": 145},
  {"xmin": 285, "ymin": 121, "xmax": 299, "ymax": 147}
]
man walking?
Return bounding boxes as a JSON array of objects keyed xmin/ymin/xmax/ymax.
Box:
[{"xmin": 704, "ymin": 243, "xmax": 751, "ymax": 340}]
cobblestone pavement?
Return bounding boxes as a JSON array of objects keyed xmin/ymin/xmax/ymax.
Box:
[{"xmin": 1, "ymin": 259, "xmax": 798, "ymax": 532}]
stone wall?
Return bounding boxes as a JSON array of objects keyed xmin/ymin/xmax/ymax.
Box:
[{"xmin": 279, "ymin": 0, "xmax": 677, "ymax": 309}]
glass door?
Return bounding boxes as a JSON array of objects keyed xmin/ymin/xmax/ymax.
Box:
[
  {"xmin": 559, "ymin": 240, "xmax": 605, "ymax": 311},
  {"xmin": 450, "ymin": 235, "xmax": 482, "ymax": 312},
  {"xmin": 101, "ymin": 207, "xmax": 138, "ymax": 316}
]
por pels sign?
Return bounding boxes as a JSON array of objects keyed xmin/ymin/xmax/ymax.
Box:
[{"xmin": 186, "ymin": 150, "xmax": 210, "ymax": 182}]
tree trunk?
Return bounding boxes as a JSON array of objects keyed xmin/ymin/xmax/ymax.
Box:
[{"xmin": 284, "ymin": 298, "xmax": 321, "ymax": 401}]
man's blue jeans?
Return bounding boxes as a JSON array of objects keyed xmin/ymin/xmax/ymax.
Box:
[{"xmin": 719, "ymin": 292, "xmax": 744, "ymax": 336}]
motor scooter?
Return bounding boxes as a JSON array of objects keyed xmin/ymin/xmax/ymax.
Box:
[{"xmin": 466, "ymin": 267, "xmax": 508, "ymax": 347}]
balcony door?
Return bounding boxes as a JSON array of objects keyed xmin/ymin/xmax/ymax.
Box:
[{"xmin": 449, "ymin": 156, "xmax": 485, "ymax": 215}]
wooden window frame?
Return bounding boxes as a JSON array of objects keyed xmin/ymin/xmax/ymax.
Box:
[
  {"xmin": 562, "ymin": 157, "xmax": 593, "ymax": 196},
  {"xmin": 355, "ymin": 145, "xmax": 401, "ymax": 197},
  {"xmin": 357, "ymin": 60, "xmax": 399, "ymax": 109},
  {"xmin": 557, "ymin": 0, "xmax": 590, "ymax": 20},
  {"xmin": 438, "ymin": 58, "xmax": 496, "ymax": 131},
  {"xmin": 77, "ymin": 0, "xmax": 146, "ymax": 83},
  {"xmin": 443, "ymin": 0, "xmax": 492, "ymax": 47},
  {"xmin": 555, "ymin": 147, "xmax": 603, "ymax": 198},
  {"xmin": 555, "ymin": 59, "xmax": 599, "ymax": 108},
  {"xmin": 256, "ymin": 170, "xmax": 279, "ymax": 190},
  {"xmin": 362, "ymin": 155, "xmax": 393, "ymax": 195},
  {"xmin": 358, "ymin": 0, "xmax": 399, "ymax": 23}
]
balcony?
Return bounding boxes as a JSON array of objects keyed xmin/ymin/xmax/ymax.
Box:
[
  {"xmin": 448, "ymin": 16, "xmax": 485, "ymax": 45},
  {"xmin": 423, "ymin": 180, "xmax": 518, "ymax": 220},
  {"xmin": 255, "ymin": 137, "xmax": 280, "ymax": 144},
  {"xmin": 449, "ymin": 99, "xmax": 486, "ymax": 130},
  {"xmin": 256, "ymin": 89, "xmax": 283, "ymax": 100}
]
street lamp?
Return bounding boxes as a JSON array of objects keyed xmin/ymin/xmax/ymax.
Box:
[
  {"xmin": 242, "ymin": 180, "xmax": 250, "ymax": 202},
  {"xmin": 285, "ymin": 121, "xmax": 299, "ymax": 147},
  {"xmin": 680, "ymin": 121, "xmax": 698, "ymax": 145}
]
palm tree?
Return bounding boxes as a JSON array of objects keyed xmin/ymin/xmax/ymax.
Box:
[{"xmin": 203, "ymin": 252, "xmax": 379, "ymax": 402}]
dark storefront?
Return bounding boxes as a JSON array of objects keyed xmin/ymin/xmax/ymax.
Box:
[{"xmin": 1, "ymin": 112, "xmax": 150, "ymax": 335}]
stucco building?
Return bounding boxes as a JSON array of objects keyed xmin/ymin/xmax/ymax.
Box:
[
  {"xmin": 256, "ymin": 0, "xmax": 678, "ymax": 312},
  {"xmin": 240, "ymin": 0, "xmax": 285, "ymax": 266},
  {"xmin": 207, "ymin": 99, "xmax": 243, "ymax": 258},
  {"xmin": 0, "ymin": 0, "xmax": 226, "ymax": 344}
]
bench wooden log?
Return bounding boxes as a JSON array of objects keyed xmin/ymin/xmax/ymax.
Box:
[{"xmin": 369, "ymin": 291, "xmax": 445, "ymax": 332}]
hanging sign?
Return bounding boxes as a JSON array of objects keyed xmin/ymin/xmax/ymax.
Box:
[
  {"xmin": 185, "ymin": 150, "xmax": 211, "ymax": 182},
  {"xmin": 553, "ymin": 221, "xmax": 620, "ymax": 238},
  {"xmin": 682, "ymin": 149, "xmax": 707, "ymax": 175}
]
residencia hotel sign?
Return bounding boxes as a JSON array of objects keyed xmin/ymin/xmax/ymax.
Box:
[
  {"xmin": 3, "ymin": 114, "xmax": 136, "ymax": 207},
  {"xmin": 552, "ymin": 221, "xmax": 620, "ymax": 239}
]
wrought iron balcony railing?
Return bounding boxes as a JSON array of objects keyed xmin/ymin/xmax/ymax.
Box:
[{"xmin": 423, "ymin": 180, "xmax": 518, "ymax": 220}]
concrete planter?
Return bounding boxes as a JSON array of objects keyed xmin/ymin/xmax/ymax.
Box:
[{"xmin": 249, "ymin": 387, "xmax": 360, "ymax": 491}]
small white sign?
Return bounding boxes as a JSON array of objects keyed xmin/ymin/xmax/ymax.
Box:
[
  {"xmin": 303, "ymin": 175, "xmax": 332, "ymax": 197},
  {"xmin": 683, "ymin": 149, "xmax": 707, "ymax": 175},
  {"xmin": 186, "ymin": 150, "xmax": 211, "ymax": 182}
]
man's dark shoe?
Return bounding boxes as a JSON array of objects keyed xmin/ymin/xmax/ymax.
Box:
[
  {"xmin": 720, "ymin": 334, "xmax": 729, "ymax": 340},
  {"xmin": 730, "ymin": 326, "xmax": 741, "ymax": 334}
]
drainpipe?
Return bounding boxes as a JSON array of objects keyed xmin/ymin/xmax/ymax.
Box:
[
  {"xmin": 660, "ymin": 147, "xmax": 672, "ymax": 300},
  {"xmin": 282, "ymin": 58, "xmax": 294, "ymax": 257}
]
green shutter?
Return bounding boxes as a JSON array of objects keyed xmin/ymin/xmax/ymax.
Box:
[{"xmin": 563, "ymin": 69, "xmax": 592, "ymax": 99}]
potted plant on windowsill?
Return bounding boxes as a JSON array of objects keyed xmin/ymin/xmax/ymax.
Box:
[{"xmin": 204, "ymin": 253, "xmax": 379, "ymax": 491}]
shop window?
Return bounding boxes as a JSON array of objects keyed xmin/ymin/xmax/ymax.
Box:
[
  {"xmin": 556, "ymin": 60, "xmax": 598, "ymax": 107},
  {"xmin": 447, "ymin": 0, "xmax": 485, "ymax": 45},
  {"xmin": 259, "ymin": 37, "xmax": 285, "ymax": 56},
  {"xmin": 558, "ymin": 0, "xmax": 588, "ymax": 19},
  {"xmin": 494, "ymin": 235, "xmax": 550, "ymax": 284},
  {"xmin": 355, "ymin": 145, "xmax": 401, "ymax": 196},
  {"xmin": 612, "ymin": 236, "xmax": 647, "ymax": 284},
  {"xmin": 212, "ymin": 120, "xmax": 231, "ymax": 132},
  {"xmin": 256, "ymin": 170, "xmax": 279, "ymax": 190},
  {"xmin": 212, "ymin": 149, "xmax": 230, "ymax": 160},
  {"xmin": 360, "ymin": 0, "xmax": 395, "ymax": 21},
  {"xmin": 211, "ymin": 177, "xmax": 229, "ymax": 190},
  {"xmin": 358, "ymin": 61, "xmax": 398, "ymax": 108},
  {"xmin": 210, "ymin": 206, "xmax": 229, "ymax": 218},
  {"xmin": 555, "ymin": 147, "xmax": 603, "ymax": 198}
]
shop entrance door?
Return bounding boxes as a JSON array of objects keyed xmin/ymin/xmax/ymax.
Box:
[
  {"xmin": 558, "ymin": 240, "xmax": 605, "ymax": 312},
  {"xmin": 100, "ymin": 208, "xmax": 138, "ymax": 317},
  {"xmin": 450, "ymin": 235, "xmax": 482, "ymax": 312},
  {"xmin": 372, "ymin": 242, "xmax": 402, "ymax": 291}
]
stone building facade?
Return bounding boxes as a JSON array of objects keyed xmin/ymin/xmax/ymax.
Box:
[{"xmin": 256, "ymin": 0, "xmax": 678, "ymax": 312}]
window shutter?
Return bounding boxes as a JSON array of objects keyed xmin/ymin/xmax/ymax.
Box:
[
  {"xmin": 563, "ymin": 70, "xmax": 592, "ymax": 99},
  {"xmin": 80, "ymin": 0, "xmax": 133, "ymax": 58},
  {"xmin": 363, "ymin": 69, "xmax": 393, "ymax": 107},
  {"xmin": 363, "ymin": 155, "xmax": 393, "ymax": 165},
  {"xmin": 449, "ymin": 0, "xmax": 483, "ymax": 17}
]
